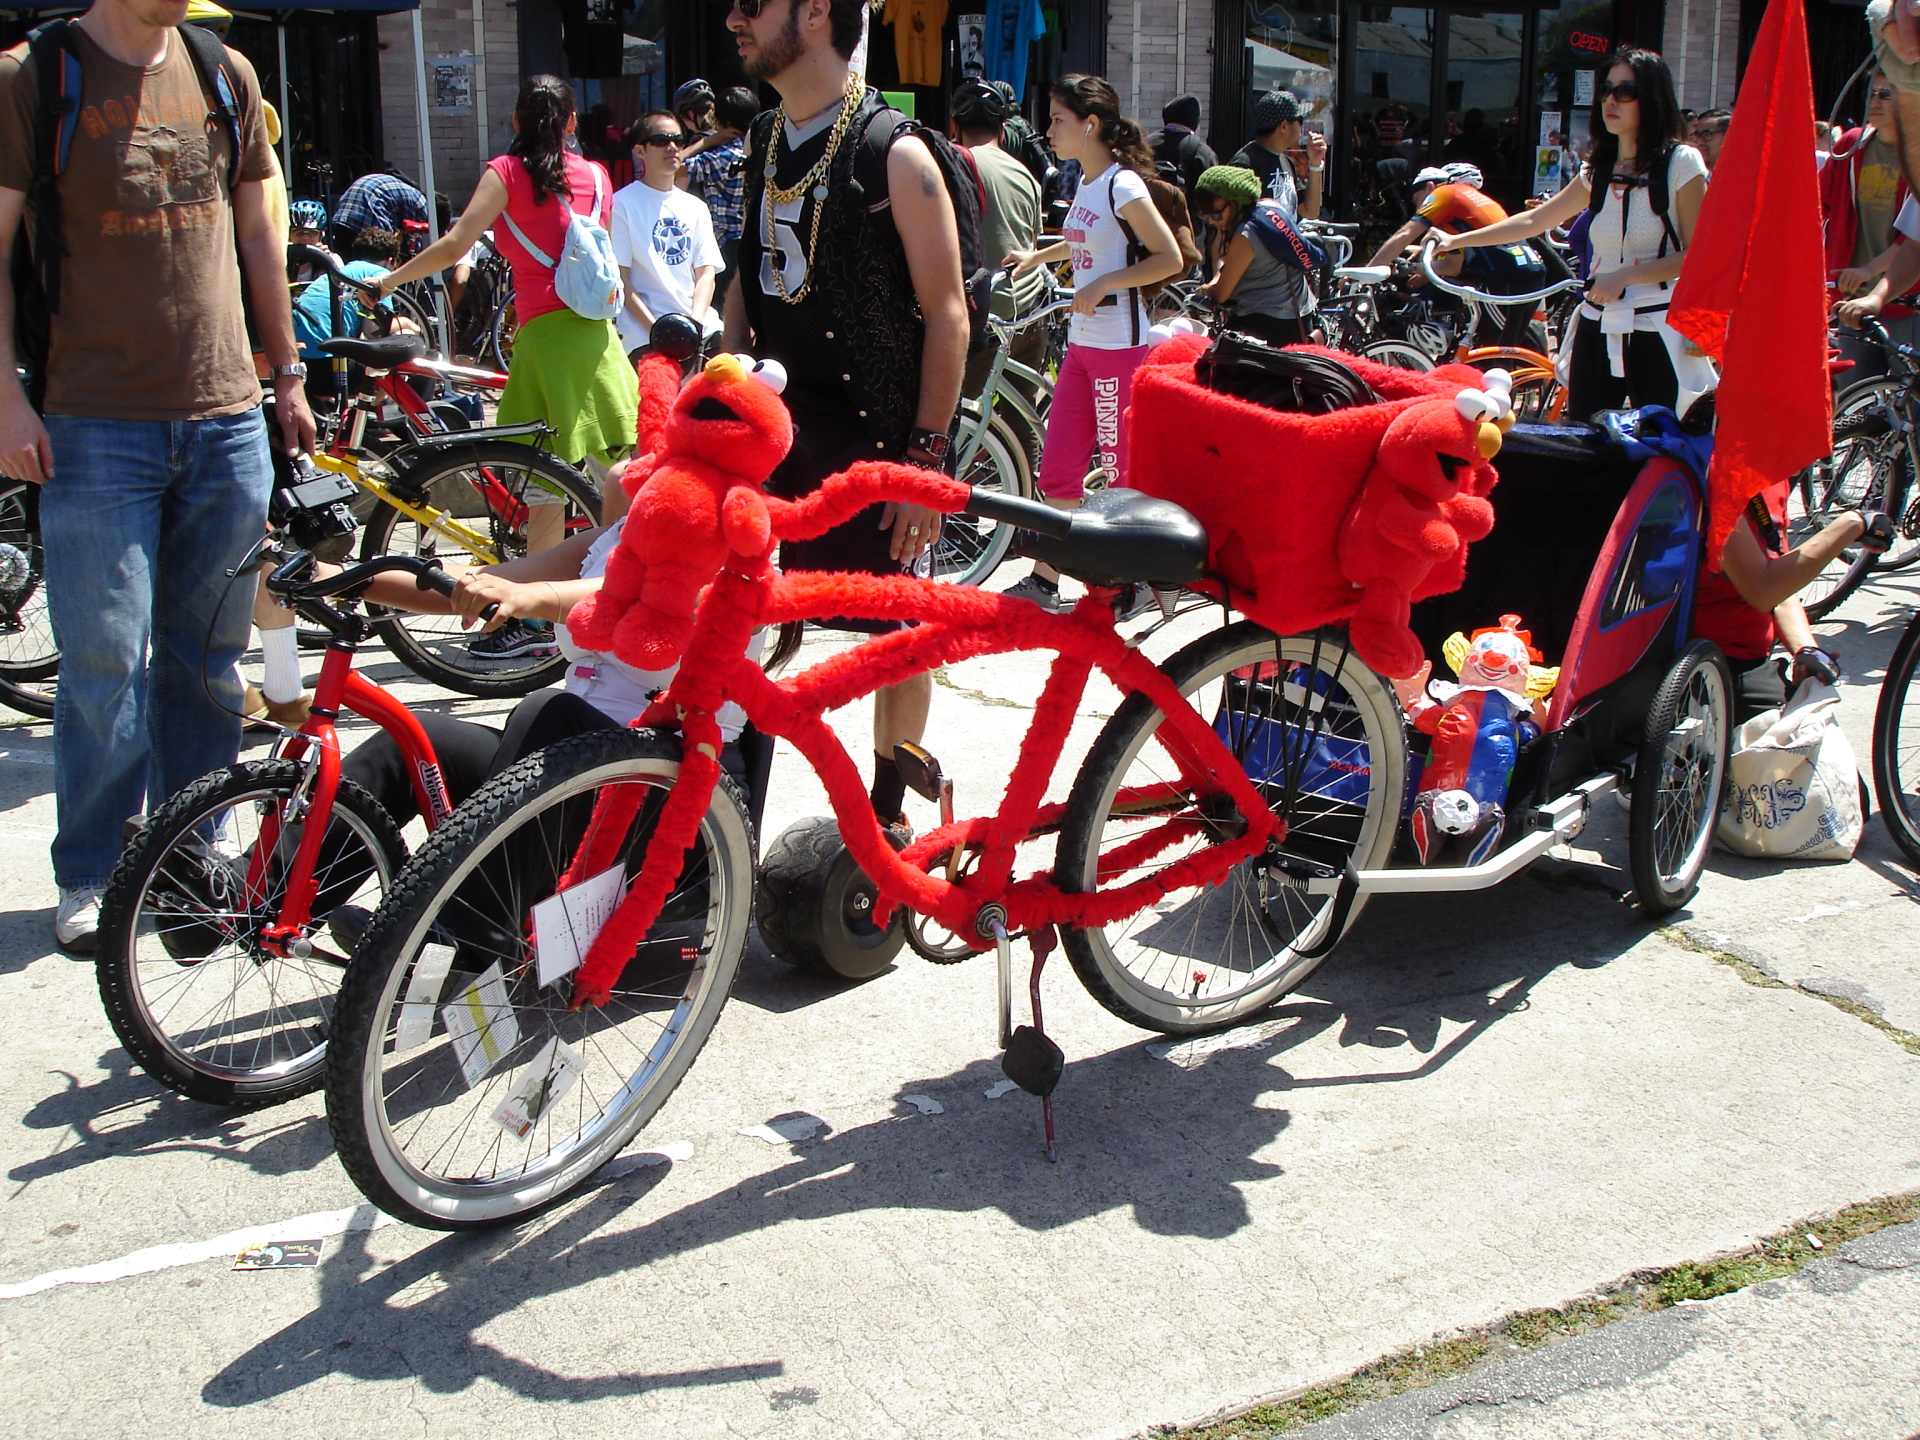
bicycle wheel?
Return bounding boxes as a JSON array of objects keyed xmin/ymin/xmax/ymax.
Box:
[
  {"xmin": 95, "ymin": 760, "xmax": 405, "ymax": 1108},
  {"xmin": 933, "ymin": 413, "xmax": 1027, "ymax": 587},
  {"xmin": 1628, "ymin": 640, "xmax": 1732, "ymax": 913},
  {"xmin": 1788, "ymin": 401, "xmax": 1897, "ymax": 619},
  {"xmin": 326, "ymin": 728, "xmax": 753, "ymax": 1229},
  {"xmin": 361, "ymin": 443, "xmax": 600, "ymax": 698},
  {"xmin": 488, "ymin": 296, "xmax": 518, "ymax": 372},
  {"xmin": 1872, "ymin": 614, "xmax": 1920, "ymax": 865},
  {"xmin": 1361, "ymin": 339, "xmax": 1436, "ymax": 373},
  {"xmin": 1057, "ymin": 625, "xmax": 1407, "ymax": 1035},
  {"xmin": 0, "ymin": 482, "xmax": 58, "ymax": 695},
  {"xmin": 387, "ymin": 285, "xmax": 439, "ymax": 353}
]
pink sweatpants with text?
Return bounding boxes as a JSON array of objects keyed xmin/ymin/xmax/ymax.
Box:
[{"xmin": 1036, "ymin": 342, "xmax": 1151, "ymax": 499}]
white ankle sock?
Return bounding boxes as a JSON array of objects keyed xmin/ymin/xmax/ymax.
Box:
[{"xmin": 260, "ymin": 625, "xmax": 304, "ymax": 704}]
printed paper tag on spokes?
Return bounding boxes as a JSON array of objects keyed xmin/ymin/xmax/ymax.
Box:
[
  {"xmin": 441, "ymin": 962, "xmax": 520, "ymax": 1088},
  {"xmin": 492, "ymin": 1037, "xmax": 587, "ymax": 1139},
  {"xmin": 531, "ymin": 865, "xmax": 626, "ymax": 989}
]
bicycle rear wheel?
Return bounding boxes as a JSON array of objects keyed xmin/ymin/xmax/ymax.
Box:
[
  {"xmin": 1057, "ymin": 626, "xmax": 1406, "ymax": 1034},
  {"xmin": 361, "ymin": 443, "xmax": 599, "ymax": 697},
  {"xmin": 488, "ymin": 297, "xmax": 519, "ymax": 372},
  {"xmin": 1362, "ymin": 339, "xmax": 1435, "ymax": 373},
  {"xmin": 1789, "ymin": 396, "xmax": 1897, "ymax": 619},
  {"xmin": 933, "ymin": 413, "xmax": 1027, "ymax": 587},
  {"xmin": 326, "ymin": 729, "xmax": 753, "ymax": 1229},
  {"xmin": 95, "ymin": 760, "xmax": 405, "ymax": 1107},
  {"xmin": 1873, "ymin": 614, "xmax": 1920, "ymax": 866}
]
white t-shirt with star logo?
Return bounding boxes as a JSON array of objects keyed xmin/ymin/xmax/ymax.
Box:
[{"xmin": 609, "ymin": 180, "xmax": 723, "ymax": 351}]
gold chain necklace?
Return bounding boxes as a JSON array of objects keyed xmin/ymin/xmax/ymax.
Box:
[{"xmin": 763, "ymin": 73, "xmax": 866, "ymax": 304}]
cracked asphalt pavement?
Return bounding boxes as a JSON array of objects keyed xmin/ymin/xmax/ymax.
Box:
[{"xmin": 0, "ymin": 571, "xmax": 1917, "ymax": 1439}]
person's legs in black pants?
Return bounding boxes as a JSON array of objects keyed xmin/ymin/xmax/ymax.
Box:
[
  {"xmin": 1624, "ymin": 329, "xmax": 1680, "ymax": 411},
  {"xmin": 1730, "ymin": 656, "xmax": 1787, "ymax": 725},
  {"xmin": 1565, "ymin": 313, "xmax": 1634, "ymax": 420}
]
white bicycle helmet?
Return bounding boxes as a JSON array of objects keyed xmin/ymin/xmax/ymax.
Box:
[{"xmin": 1440, "ymin": 162, "xmax": 1485, "ymax": 190}]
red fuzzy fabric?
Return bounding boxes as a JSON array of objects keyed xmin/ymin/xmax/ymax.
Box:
[
  {"xmin": 1128, "ymin": 339, "xmax": 1500, "ymax": 675},
  {"xmin": 565, "ymin": 361, "xmax": 796, "ymax": 670},
  {"xmin": 634, "ymin": 351, "xmax": 680, "ymax": 456}
]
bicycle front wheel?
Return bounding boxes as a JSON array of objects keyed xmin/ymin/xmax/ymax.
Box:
[
  {"xmin": 326, "ymin": 728, "xmax": 753, "ymax": 1229},
  {"xmin": 362, "ymin": 442, "xmax": 599, "ymax": 697},
  {"xmin": 1057, "ymin": 626, "xmax": 1407, "ymax": 1035},
  {"xmin": 0, "ymin": 482, "xmax": 58, "ymax": 693},
  {"xmin": 1873, "ymin": 614, "xmax": 1920, "ymax": 866},
  {"xmin": 95, "ymin": 760, "xmax": 405, "ymax": 1107},
  {"xmin": 1788, "ymin": 399, "xmax": 1895, "ymax": 619}
]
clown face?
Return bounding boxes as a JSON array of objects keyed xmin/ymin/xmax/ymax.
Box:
[{"xmin": 1459, "ymin": 628, "xmax": 1533, "ymax": 696}]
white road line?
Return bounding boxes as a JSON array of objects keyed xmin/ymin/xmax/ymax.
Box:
[
  {"xmin": 0, "ymin": 1203, "xmax": 398, "ymax": 1301},
  {"xmin": 0, "ymin": 749, "xmax": 52, "ymax": 765}
]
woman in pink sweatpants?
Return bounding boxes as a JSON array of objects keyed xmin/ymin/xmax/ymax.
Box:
[{"xmin": 1001, "ymin": 74, "xmax": 1185, "ymax": 610}]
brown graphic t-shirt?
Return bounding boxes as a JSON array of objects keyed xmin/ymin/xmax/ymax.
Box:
[{"xmin": 0, "ymin": 25, "xmax": 277, "ymax": 420}]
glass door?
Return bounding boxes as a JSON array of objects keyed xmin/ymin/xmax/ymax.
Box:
[{"xmin": 1442, "ymin": 9, "xmax": 1528, "ymax": 210}]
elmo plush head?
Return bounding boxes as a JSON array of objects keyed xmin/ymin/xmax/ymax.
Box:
[
  {"xmin": 665, "ymin": 352, "xmax": 795, "ymax": 477},
  {"xmin": 1375, "ymin": 380, "xmax": 1508, "ymax": 503}
]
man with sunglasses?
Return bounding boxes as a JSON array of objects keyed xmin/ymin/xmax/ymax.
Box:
[
  {"xmin": 610, "ymin": 112, "xmax": 723, "ymax": 362},
  {"xmin": 723, "ymin": 0, "xmax": 968, "ymax": 832},
  {"xmin": 1687, "ymin": 108, "xmax": 1731, "ymax": 173}
]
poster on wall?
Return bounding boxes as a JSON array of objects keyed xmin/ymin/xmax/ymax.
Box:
[
  {"xmin": 1573, "ymin": 70, "xmax": 1595, "ymax": 107},
  {"xmin": 1534, "ymin": 146, "xmax": 1562, "ymax": 195},
  {"xmin": 1539, "ymin": 110, "xmax": 1562, "ymax": 148},
  {"xmin": 431, "ymin": 55, "xmax": 473, "ymax": 115},
  {"xmin": 958, "ymin": 13, "xmax": 985, "ymax": 77}
]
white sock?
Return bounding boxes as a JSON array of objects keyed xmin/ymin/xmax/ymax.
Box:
[{"xmin": 260, "ymin": 625, "xmax": 304, "ymax": 704}]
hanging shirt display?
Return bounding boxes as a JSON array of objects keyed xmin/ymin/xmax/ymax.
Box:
[
  {"xmin": 984, "ymin": 0, "xmax": 1046, "ymax": 97},
  {"xmin": 883, "ymin": 0, "xmax": 950, "ymax": 87}
]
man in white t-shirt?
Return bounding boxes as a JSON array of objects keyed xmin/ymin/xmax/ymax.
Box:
[{"xmin": 609, "ymin": 111, "xmax": 722, "ymax": 359}]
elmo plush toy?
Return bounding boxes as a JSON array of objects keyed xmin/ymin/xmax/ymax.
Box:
[
  {"xmin": 564, "ymin": 352, "xmax": 794, "ymax": 670},
  {"xmin": 1338, "ymin": 376, "xmax": 1509, "ymax": 679}
]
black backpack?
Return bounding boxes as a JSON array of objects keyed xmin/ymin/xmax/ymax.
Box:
[
  {"xmin": 10, "ymin": 18, "xmax": 246, "ymax": 409},
  {"xmin": 853, "ymin": 101, "xmax": 995, "ymax": 354},
  {"xmin": 1195, "ymin": 332, "xmax": 1383, "ymax": 415}
]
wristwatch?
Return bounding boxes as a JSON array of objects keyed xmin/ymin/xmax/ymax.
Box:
[
  {"xmin": 271, "ymin": 362, "xmax": 309, "ymax": 382},
  {"xmin": 1793, "ymin": 645, "xmax": 1841, "ymax": 686},
  {"xmin": 907, "ymin": 427, "xmax": 952, "ymax": 462}
]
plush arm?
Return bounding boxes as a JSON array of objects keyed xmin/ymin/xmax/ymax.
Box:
[{"xmin": 762, "ymin": 461, "xmax": 970, "ymax": 541}]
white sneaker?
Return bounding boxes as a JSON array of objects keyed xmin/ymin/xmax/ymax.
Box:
[
  {"xmin": 55, "ymin": 886, "xmax": 103, "ymax": 955},
  {"xmin": 1002, "ymin": 574, "xmax": 1064, "ymax": 611}
]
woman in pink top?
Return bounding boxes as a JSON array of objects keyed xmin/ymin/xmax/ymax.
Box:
[{"xmin": 377, "ymin": 75, "xmax": 638, "ymax": 656}]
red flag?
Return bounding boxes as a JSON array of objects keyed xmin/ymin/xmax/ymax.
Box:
[{"xmin": 1667, "ymin": 0, "xmax": 1831, "ymax": 568}]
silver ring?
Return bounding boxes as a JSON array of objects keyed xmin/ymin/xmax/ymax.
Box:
[{"xmin": 906, "ymin": 525, "xmax": 921, "ymax": 536}]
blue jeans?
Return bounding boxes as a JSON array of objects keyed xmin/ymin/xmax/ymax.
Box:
[{"xmin": 41, "ymin": 410, "xmax": 273, "ymax": 888}]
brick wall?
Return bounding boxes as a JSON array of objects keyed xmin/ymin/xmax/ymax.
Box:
[
  {"xmin": 1105, "ymin": 0, "xmax": 1216, "ymax": 134},
  {"xmin": 377, "ymin": 0, "xmax": 521, "ymax": 211},
  {"xmin": 1662, "ymin": 0, "xmax": 1740, "ymax": 112}
]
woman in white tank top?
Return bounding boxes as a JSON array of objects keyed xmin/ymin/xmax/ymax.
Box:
[{"xmin": 1433, "ymin": 47, "xmax": 1715, "ymax": 419}]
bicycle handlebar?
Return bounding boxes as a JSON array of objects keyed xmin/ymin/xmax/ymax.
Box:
[
  {"xmin": 268, "ymin": 550, "xmax": 499, "ymax": 622},
  {"xmin": 288, "ymin": 242, "xmax": 382, "ymax": 300},
  {"xmin": 1416, "ymin": 232, "xmax": 1584, "ymax": 306},
  {"xmin": 1301, "ymin": 220, "xmax": 1360, "ymax": 236}
]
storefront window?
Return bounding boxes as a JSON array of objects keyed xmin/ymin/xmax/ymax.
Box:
[
  {"xmin": 1533, "ymin": 0, "xmax": 1615, "ymax": 195},
  {"xmin": 1353, "ymin": 7, "xmax": 1436, "ymax": 173},
  {"xmin": 1442, "ymin": 9, "xmax": 1525, "ymax": 208},
  {"xmin": 1247, "ymin": 0, "xmax": 1339, "ymax": 133}
]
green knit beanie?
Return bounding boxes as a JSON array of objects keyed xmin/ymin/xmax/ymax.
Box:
[{"xmin": 1196, "ymin": 164, "xmax": 1262, "ymax": 210}]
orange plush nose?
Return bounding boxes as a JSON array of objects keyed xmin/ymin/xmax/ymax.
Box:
[
  {"xmin": 705, "ymin": 353, "xmax": 747, "ymax": 385},
  {"xmin": 1477, "ymin": 422, "xmax": 1503, "ymax": 459}
]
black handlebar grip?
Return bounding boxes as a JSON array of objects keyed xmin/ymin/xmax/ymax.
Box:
[
  {"xmin": 415, "ymin": 563, "xmax": 499, "ymax": 623},
  {"xmin": 964, "ymin": 486, "xmax": 1074, "ymax": 539}
]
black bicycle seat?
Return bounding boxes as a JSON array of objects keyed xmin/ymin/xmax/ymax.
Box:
[
  {"xmin": 1016, "ymin": 488, "xmax": 1210, "ymax": 589},
  {"xmin": 318, "ymin": 333, "xmax": 426, "ymax": 369}
]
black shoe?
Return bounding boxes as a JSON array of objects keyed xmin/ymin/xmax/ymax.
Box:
[
  {"xmin": 469, "ymin": 618, "xmax": 559, "ymax": 660},
  {"xmin": 148, "ymin": 832, "xmax": 246, "ymax": 962},
  {"xmin": 327, "ymin": 904, "xmax": 373, "ymax": 956}
]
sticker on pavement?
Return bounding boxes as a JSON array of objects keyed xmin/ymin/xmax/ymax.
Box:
[
  {"xmin": 233, "ymin": 1240, "xmax": 323, "ymax": 1270},
  {"xmin": 394, "ymin": 942, "xmax": 456, "ymax": 1052},
  {"xmin": 491, "ymin": 1037, "xmax": 587, "ymax": 1139},
  {"xmin": 441, "ymin": 962, "xmax": 520, "ymax": 1087},
  {"xmin": 531, "ymin": 865, "xmax": 626, "ymax": 988}
]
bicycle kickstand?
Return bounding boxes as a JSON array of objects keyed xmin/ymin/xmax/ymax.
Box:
[{"xmin": 996, "ymin": 922, "xmax": 1066, "ymax": 1163}]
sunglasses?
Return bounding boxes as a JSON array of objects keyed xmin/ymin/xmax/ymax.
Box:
[
  {"xmin": 1873, "ymin": 87, "xmax": 1896, "ymax": 102},
  {"xmin": 1599, "ymin": 82, "xmax": 1640, "ymax": 104},
  {"xmin": 641, "ymin": 132, "xmax": 684, "ymax": 148},
  {"xmin": 728, "ymin": 0, "xmax": 776, "ymax": 15}
]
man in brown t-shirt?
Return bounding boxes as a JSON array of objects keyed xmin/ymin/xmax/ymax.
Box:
[{"xmin": 0, "ymin": 0, "xmax": 315, "ymax": 953}]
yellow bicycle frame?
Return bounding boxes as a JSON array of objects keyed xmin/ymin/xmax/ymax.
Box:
[{"xmin": 310, "ymin": 452, "xmax": 503, "ymax": 565}]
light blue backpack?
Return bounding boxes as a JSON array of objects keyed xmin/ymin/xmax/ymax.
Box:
[{"xmin": 500, "ymin": 164, "xmax": 623, "ymax": 322}]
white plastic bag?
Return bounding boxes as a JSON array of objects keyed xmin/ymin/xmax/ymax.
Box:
[{"xmin": 1716, "ymin": 679, "xmax": 1862, "ymax": 861}]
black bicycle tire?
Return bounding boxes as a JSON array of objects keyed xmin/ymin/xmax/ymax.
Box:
[
  {"xmin": 1796, "ymin": 409, "xmax": 1897, "ymax": 619},
  {"xmin": 1872, "ymin": 613, "xmax": 1920, "ymax": 866},
  {"xmin": 0, "ymin": 481, "xmax": 58, "ymax": 682},
  {"xmin": 95, "ymin": 760, "xmax": 406, "ymax": 1108},
  {"xmin": 1628, "ymin": 640, "xmax": 1733, "ymax": 913},
  {"xmin": 488, "ymin": 296, "xmax": 518, "ymax": 373},
  {"xmin": 0, "ymin": 674, "xmax": 54, "ymax": 719},
  {"xmin": 360, "ymin": 443, "xmax": 599, "ymax": 698}
]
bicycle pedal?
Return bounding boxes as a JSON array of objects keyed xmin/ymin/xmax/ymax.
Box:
[
  {"xmin": 1000, "ymin": 1024, "xmax": 1064, "ymax": 1097},
  {"xmin": 892, "ymin": 741, "xmax": 947, "ymax": 805}
]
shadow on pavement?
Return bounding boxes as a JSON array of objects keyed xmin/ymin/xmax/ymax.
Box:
[
  {"xmin": 199, "ymin": 877, "xmax": 1638, "ymax": 1408},
  {"xmin": 8, "ymin": 1055, "xmax": 334, "ymax": 1186}
]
